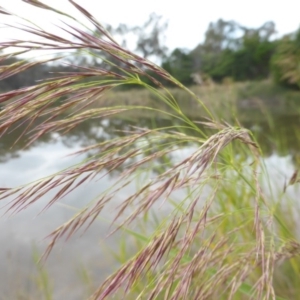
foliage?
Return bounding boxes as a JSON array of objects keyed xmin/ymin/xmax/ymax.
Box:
[
  {"xmin": 208, "ymin": 36, "xmax": 276, "ymax": 81},
  {"xmin": 271, "ymin": 28, "xmax": 300, "ymax": 89},
  {"xmin": 0, "ymin": 16, "xmax": 299, "ymax": 91},
  {"xmin": 162, "ymin": 48, "xmax": 194, "ymax": 86},
  {"xmin": 0, "ymin": 1, "xmax": 300, "ymax": 300},
  {"xmin": 195, "ymin": 20, "xmax": 277, "ymax": 82}
]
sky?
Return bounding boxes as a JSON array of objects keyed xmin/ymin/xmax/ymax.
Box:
[{"xmin": 0, "ymin": 0, "xmax": 299, "ymax": 53}]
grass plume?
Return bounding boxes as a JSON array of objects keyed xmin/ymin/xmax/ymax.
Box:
[{"xmin": 0, "ymin": 1, "xmax": 300, "ymax": 299}]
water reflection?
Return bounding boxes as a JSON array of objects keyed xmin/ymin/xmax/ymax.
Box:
[
  {"xmin": 1, "ymin": 108, "xmax": 300, "ymax": 299},
  {"xmin": 240, "ymin": 112, "xmax": 300, "ymax": 167},
  {"xmin": 2, "ymin": 110, "xmax": 300, "ymax": 164}
]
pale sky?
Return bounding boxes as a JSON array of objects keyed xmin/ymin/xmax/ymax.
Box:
[{"xmin": 0, "ymin": 0, "xmax": 299, "ymax": 52}]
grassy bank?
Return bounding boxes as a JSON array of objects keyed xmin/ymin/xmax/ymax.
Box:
[{"xmin": 95, "ymin": 80, "xmax": 300, "ymax": 120}]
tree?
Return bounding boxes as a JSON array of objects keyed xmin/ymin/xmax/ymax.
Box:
[
  {"xmin": 70, "ymin": 13, "xmax": 168, "ymax": 89},
  {"xmin": 271, "ymin": 28, "xmax": 300, "ymax": 89},
  {"xmin": 161, "ymin": 48, "xmax": 194, "ymax": 85},
  {"xmin": 191, "ymin": 20, "xmax": 277, "ymax": 82},
  {"xmin": 190, "ymin": 19, "xmax": 240, "ymax": 74},
  {"xmin": 133, "ymin": 13, "xmax": 168, "ymax": 61}
]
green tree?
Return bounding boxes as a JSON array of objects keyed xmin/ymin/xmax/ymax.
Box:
[
  {"xmin": 271, "ymin": 28, "xmax": 300, "ymax": 89},
  {"xmin": 195, "ymin": 21, "xmax": 277, "ymax": 82},
  {"xmin": 191, "ymin": 19, "xmax": 240, "ymax": 74},
  {"xmin": 161, "ymin": 48, "xmax": 194, "ymax": 85},
  {"xmin": 233, "ymin": 22, "xmax": 276, "ymax": 80}
]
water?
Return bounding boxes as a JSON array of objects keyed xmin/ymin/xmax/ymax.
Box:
[{"xmin": 1, "ymin": 109, "xmax": 300, "ymax": 299}]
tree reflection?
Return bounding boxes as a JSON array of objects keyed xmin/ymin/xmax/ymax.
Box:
[{"xmin": 1, "ymin": 111, "xmax": 300, "ymax": 170}]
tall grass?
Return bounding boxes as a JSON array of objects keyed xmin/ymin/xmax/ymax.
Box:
[{"xmin": 0, "ymin": 1, "xmax": 300, "ymax": 299}]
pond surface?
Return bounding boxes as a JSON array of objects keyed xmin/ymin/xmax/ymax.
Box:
[{"xmin": 1, "ymin": 107, "xmax": 300, "ymax": 299}]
